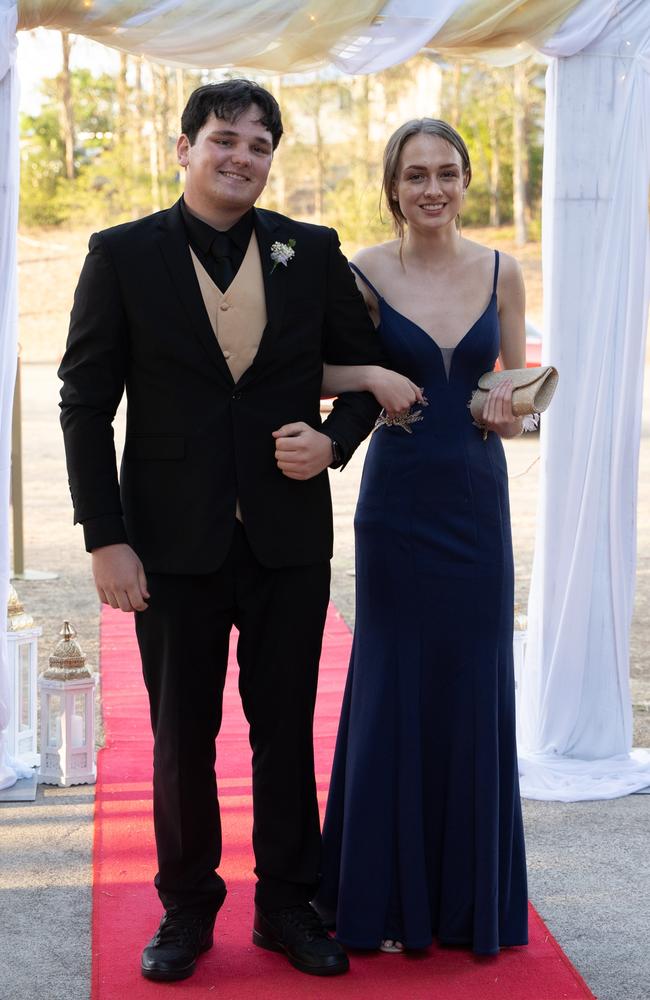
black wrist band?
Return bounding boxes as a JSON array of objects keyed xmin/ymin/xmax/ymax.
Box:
[{"xmin": 329, "ymin": 439, "xmax": 343, "ymax": 468}]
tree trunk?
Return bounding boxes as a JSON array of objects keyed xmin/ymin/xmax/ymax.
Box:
[
  {"xmin": 488, "ymin": 102, "xmax": 500, "ymax": 227},
  {"xmin": 147, "ymin": 62, "xmax": 161, "ymax": 213},
  {"xmin": 268, "ymin": 76, "xmax": 286, "ymax": 213},
  {"xmin": 132, "ymin": 57, "xmax": 145, "ymax": 175},
  {"xmin": 523, "ymin": 68, "xmax": 533, "ymax": 228},
  {"xmin": 512, "ymin": 61, "xmax": 528, "ymax": 246},
  {"xmin": 356, "ymin": 75, "xmax": 371, "ymax": 187},
  {"xmin": 156, "ymin": 65, "xmax": 171, "ymax": 206},
  {"xmin": 176, "ymin": 69, "xmax": 185, "ymax": 133},
  {"xmin": 450, "ymin": 61, "xmax": 462, "ymax": 127},
  {"xmin": 59, "ymin": 32, "xmax": 75, "ymax": 180},
  {"xmin": 414, "ymin": 58, "xmax": 442, "ymax": 119},
  {"xmin": 117, "ymin": 52, "xmax": 128, "ymax": 138},
  {"xmin": 313, "ymin": 85, "xmax": 325, "ymax": 224}
]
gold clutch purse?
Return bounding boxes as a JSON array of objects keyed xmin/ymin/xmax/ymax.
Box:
[{"xmin": 469, "ymin": 365, "xmax": 558, "ymax": 434}]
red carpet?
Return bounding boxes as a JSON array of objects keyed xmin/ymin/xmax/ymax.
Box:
[{"xmin": 92, "ymin": 604, "xmax": 595, "ymax": 1000}]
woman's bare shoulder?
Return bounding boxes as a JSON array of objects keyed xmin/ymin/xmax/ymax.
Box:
[
  {"xmin": 351, "ymin": 240, "xmax": 400, "ymax": 275},
  {"xmin": 495, "ymin": 251, "xmax": 524, "ymax": 291},
  {"xmin": 459, "ymin": 236, "xmax": 499, "ymax": 264},
  {"xmin": 460, "ymin": 239, "xmax": 523, "ymax": 284}
]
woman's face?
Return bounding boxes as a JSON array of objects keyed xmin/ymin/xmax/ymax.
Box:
[{"xmin": 392, "ymin": 133, "xmax": 467, "ymax": 233}]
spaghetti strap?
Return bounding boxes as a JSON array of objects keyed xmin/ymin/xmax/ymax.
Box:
[
  {"xmin": 349, "ymin": 262, "xmax": 382, "ymax": 302},
  {"xmin": 492, "ymin": 250, "xmax": 500, "ymax": 296}
]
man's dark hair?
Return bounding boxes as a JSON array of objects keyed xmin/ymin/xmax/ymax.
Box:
[{"xmin": 181, "ymin": 79, "xmax": 283, "ymax": 149}]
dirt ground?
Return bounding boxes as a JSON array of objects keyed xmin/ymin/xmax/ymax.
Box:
[{"xmin": 16, "ymin": 225, "xmax": 544, "ymax": 364}]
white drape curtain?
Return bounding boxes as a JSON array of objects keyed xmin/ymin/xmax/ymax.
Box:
[
  {"xmin": 540, "ymin": 0, "xmax": 620, "ymax": 56},
  {"xmin": 0, "ymin": 0, "xmax": 30, "ymax": 789},
  {"xmin": 518, "ymin": 0, "xmax": 650, "ymax": 800}
]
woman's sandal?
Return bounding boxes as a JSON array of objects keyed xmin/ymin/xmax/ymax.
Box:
[{"xmin": 380, "ymin": 939, "xmax": 404, "ymax": 953}]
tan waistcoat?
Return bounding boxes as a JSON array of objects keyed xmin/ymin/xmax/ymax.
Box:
[
  {"xmin": 190, "ymin": 230, "xmax": 268, "ymax": 383},
  {"xmin": 190, "ymin": 232, "xmax": 268, "ymax": 521}
]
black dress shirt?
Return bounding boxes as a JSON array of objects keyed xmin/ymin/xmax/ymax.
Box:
[{"xmin": 180, "ymin": 196, "xmax": 253, "ymax": 292}]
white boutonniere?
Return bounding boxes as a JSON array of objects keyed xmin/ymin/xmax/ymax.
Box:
[{"xmin": 270, "ymin": 239, "xmax": 296, "ymax": 273}]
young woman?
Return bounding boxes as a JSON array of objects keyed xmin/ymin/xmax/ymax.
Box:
[{"xmin": 316, "ymin": 119, "xmax": 528, "ymax": 955}]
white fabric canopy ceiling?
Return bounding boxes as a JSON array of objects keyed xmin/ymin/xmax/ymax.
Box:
[{"xmin": 16, "ymin": 0, "xmax": 582, "ymax": 69}]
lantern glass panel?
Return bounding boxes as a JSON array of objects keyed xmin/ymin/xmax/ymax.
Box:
[
  {"xmin": 48, "ymin": 693, "xmax": 62, "ymax": 747},
  {"xmin": 72, "ymin": 694, "xmax": 87, "ymax": 748},
  {"xmin": 19, "ymin": 644, "xmax": 31, "ymax": 732}
]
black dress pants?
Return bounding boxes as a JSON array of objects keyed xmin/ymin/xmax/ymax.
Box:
[{"xmin": 135, "ymin": 521, "xmax": 330, "ymax": 914}]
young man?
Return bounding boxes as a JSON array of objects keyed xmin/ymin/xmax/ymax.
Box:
[{"xmin": 59, "ymin": 80, "xmax": 383, "ymax": 981}]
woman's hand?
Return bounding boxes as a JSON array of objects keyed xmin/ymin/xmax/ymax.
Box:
[
  {"xmin": 368, "ymin": 367, "xmax": 425, "ymax": 417},
  {"xmin": 482, "ymin": 379, "xmax": 523, "ymax": 439}
]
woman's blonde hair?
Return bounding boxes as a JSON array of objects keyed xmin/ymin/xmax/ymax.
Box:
[{"xmin": 382, "ymin": 119, "xmax": 472, "ymax": 239}]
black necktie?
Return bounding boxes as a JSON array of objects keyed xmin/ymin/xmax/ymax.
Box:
[{"xmin": 210, "ymin": 232, "xmax": 235, "ymax": 292}]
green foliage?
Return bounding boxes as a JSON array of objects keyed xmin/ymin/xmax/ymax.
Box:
[
  {"xmin": 324, "ymin": 171, "xmax": 391, "ymax": 249},
  {"xmin": 19, "ymin": 54, "xmax": 544, "ymax": 242},
  {"xmin": 440, "ymin": 60, "xmax": 545, "ymax": 229},
  {"xmin": 40, "ymin": 68, "xmax": 115, "ymax": 142}
]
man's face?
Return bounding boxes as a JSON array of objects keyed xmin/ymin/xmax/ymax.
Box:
[{"xmin": 177, "ymin": 104, "xmax": 274, "ymax": 216}]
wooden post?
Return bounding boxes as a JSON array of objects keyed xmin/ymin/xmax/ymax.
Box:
[
  {"xmin": 10, "ymin": 354, "xmax": 24, "ymax": 577},
  {"xmin": 10, "ymin": 357, "xmax": 58, "ymax": 581}
]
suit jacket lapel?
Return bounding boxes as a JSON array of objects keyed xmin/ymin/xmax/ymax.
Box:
[
  {"xmin": 253, "ymin": 208, "xmax": 288, "ymax": 348},
  {"xmin": 154, "ymin": 200, "xmax": 234, "ymax": 385}
]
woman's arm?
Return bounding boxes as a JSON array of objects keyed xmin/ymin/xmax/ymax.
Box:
[
  {"xmin": 322, "ymin": 363, "xmax": 424, "ymax": 416},
  {"xmin": 498, "ymin": 254, "xmax": 526, "ymax": 371},
  {"xmin": 482, "ymin": 254, "xmax": 526, "ymax": 439},
  {"xmin": 321, "ymin": 248, "xmax": 423, "ymax": 415}
]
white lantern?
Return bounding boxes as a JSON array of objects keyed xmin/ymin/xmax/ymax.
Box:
[
  {"xmin": 38, "ymin": 622, "xmax": 97, "ymax": 786},
  {"xmin": 5, "ymin": 586, "xmax": 42, "ymax": 767}
]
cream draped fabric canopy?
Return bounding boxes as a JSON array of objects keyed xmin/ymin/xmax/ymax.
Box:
[
  {"xmin": 1, "ymin": 0, "xmax": 650, "ymax": 800},
  {"xmin": 0, "ymin": 0, "xmax": 21, "ymax": 790},
  {"xmin": 16, "ymin": 0, "xmax": 583, "ymax": 70}
]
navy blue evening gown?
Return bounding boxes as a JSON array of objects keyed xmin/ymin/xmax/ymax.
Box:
[{"xmin": 316, "ymin": 251, "xmax": 528, "ymax": 955}]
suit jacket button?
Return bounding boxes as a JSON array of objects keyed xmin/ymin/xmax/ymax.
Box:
[
  {"xmin": 220, "ymin": 302, "xmax": 229, "ymax": 311},
  {"xmin": 232, "ymin": 392, "xmax": 242, "ymax": 400}
]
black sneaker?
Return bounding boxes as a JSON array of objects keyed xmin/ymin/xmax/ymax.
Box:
[
  {"xmin": 141, "ymin": 908, "xmax": 216, "ymax": 982},
  {"xmin": 253, "ymin": 903, "xmax": 349, "ymax": 976}
]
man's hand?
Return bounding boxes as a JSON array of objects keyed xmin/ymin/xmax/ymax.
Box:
[
  {"xmin": 92, "ymin": 543, "xmax": 150, "ymax": 612},
  {"xmin": 273, "ymin": 422, "xmax": 334, "ymax": 480}
]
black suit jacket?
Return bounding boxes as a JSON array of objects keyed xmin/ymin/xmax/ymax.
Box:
[{"xmin": 58, "ymin": 201, "xmax": 383, "ymax": 572}]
